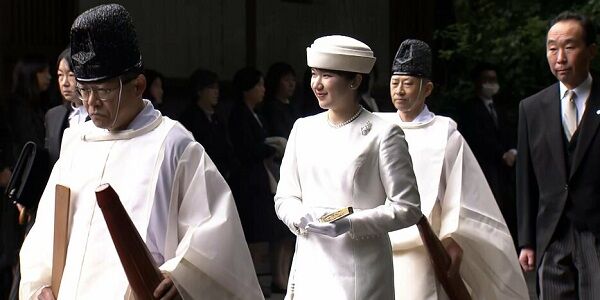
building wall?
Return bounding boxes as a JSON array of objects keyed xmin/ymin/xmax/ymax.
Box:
[{"xmin": 79, "ymin": 0, "xmax": 390, "ymax": 85}]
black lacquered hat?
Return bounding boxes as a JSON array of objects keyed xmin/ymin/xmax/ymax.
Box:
[
  {"xmin": 391, "ymin": 39, "xmax": 432, "ymax": 79},
  {"xmin": 70, "ymin": 4, "xmax": 143, "ymax": 82}
]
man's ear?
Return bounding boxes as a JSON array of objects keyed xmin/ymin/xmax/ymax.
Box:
[
  {"xmin": 133, "ymin": 74, "xmax": 147, "ymax": 98},
  {"xmin": 423, "ymin": 80, "xmax": 434, "ymax": 98}
]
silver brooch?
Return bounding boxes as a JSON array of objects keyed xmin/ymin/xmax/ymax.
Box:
[{"xmin": 361, "ymin": 121, "xmax": 372, "ymax": 136}]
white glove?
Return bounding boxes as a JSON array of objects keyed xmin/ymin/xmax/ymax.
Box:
[
  {"xmin": 293, "ymin": 212, "xmax": 315, "ymax": 235},
  {"xmin": 306, "ymin": 218, "xmax": 351, "ymax": 237}
]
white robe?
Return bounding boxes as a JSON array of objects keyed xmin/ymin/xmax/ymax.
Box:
[
  {"xmin": 275, "ymin": 109, "xmax": 422, "ymax": 300},
  {"xmin": 377, "ymin": 110, "xmax": 529, "ymax": 300},
  {"xmin": 19, "ymin": 101, "xmax": 263, "ymax": 300}
]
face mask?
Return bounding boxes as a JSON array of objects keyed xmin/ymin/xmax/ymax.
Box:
[{"xmin": 481, "ymin": 83, "xmax": 500, "ymax": 98}]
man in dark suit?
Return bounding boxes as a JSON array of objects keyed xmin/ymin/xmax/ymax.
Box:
[
  {"xmin": 517, "ymin": 11, "xmax": 600, "ymax": 299},
  {"xmin": 45, "ymin": 47, "xmax": 88, "ymax": 168},
  {"xmin": 459, "ymin": 63, "xmax": 518, "ymax": 242}
]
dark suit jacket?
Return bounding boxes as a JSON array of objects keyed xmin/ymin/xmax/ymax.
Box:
[
  {"xmin": 260, "ymin": 96, "xmax": 299, "ymax": 138},
  {"xmin": 44, "ymin": 103, "xmax": 71, "ymax": 169},
  {"xmin": 228, "ymin": 102, "xmax": 279, "ymax": 242},
  {"xmin": 179, "ymin": 104, "xmax": 236, "ymax": 179},
  {"xmin": 459, "ymin": 97, "xmax": 516, "ymax": 212},
  {"xmin": 517, "ymin": 79, "xmax": 600, "ymax": 267}
]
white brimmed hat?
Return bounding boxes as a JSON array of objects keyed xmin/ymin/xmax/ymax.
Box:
[{"xmin": 306, "ymin": 35, "xmax": 376, "ymax": 74}]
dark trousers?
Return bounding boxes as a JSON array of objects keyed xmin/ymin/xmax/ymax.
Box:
[{"xmin": 538, "ymin": 221, "xmax": 600, "ymax": 299}]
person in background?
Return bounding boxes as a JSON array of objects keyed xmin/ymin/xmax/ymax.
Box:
[
  {"xmin": 517, "ymin": 11, "xmax": 600, "ymax": 299},
  {"xmin": 143, "ymin": 68, "xmax": 164, "ymax": 110},
  {"xmin": 45, "ymin": 47, "xmax": 88, "ymax": 169},
  {"xmin": 228, "ymin": 68, "xmax": 283, "ymax": 240},
  {"xmin": 179, "ymin": 68, "xmax": 236, "ymax": 180},
  {"xmin": 274, "ymin": 35, "xmax": 422, "ymax": 299},
  {"xmin": 261, "ymin": 62, "xmax": 299, "ymax": 139},
  {"xmin": 459, "ymin": 62, "xmax": 518, "ymax": 243},
  {"xmin": 260, "ymin": 61, "xmax": 299, "ymax": 293},
  {"xmin": 7, "ymin": 55, "xmax": 51, "ymax": 161},
  {"xmin": 1, "ymin": 55, "xmax": 52, "ymax": 298},
  {"xmin": 377, "ymin": 39, "xmax": 528, "ymax": 299}
]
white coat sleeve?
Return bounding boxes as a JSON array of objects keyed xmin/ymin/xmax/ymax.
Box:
[
  {"xmin": 349, "ymin": 124, "xmax": 423, "ymax": 238},
  {"xmin": 157, "ymin": 142, "xmax": 263, "ymax": 300},
  {"xmin": 274, "ymin": 120, "xmax": 305, "ymax": 235}
]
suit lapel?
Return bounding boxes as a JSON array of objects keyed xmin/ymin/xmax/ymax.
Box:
[
  {"xmin": 542, "ymin": 84, "xmax": 568, "ymax": 180},
  {"xmin": 570, "ymin": 80, "xmax": 600, "ymax": 178}
]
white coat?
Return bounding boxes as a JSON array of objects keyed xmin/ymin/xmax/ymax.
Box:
[{"xmin": 275, "ymin": 109, "xmax": 422, "ymax": 300}]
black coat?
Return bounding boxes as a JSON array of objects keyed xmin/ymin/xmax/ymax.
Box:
[
  {"xmin": 517, "ymin": 80, "xmax": 600, "ymax": 267},
  {"xmin": 459, "ymin": 97, "xmax": 517, "ymax": 237},
  {"xmin": 44, "ymin": 103, "xmax": 71, "ymax": 169},
  {"xmin": 228, "ymin": 102, "xmax": 280, "ymax": 242},
  {"xmin": 260, "ymin": 97, "xmax": 299, "ymax": 138},
  {"xmin": 179, "ymin": 104, "xmax": 236, "ymax": 180}
]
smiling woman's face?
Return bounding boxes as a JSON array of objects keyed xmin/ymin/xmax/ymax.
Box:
[{"xmin": 310, "ymin": 68, "xmax": 356, "ymax": 110}]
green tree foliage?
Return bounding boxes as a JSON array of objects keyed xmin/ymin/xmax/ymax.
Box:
[{"xmin": 434, "ymin": 0, "xmax": 600, "ymax": 112}]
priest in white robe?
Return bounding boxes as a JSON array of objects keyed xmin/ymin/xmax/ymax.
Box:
[
  {"xmin": 377, "ymin": 39, "xmax": 529, "ymax": 300},
  {"xmin": 19, "ymin": 4, "xmax": 263, "ymax": 300}
]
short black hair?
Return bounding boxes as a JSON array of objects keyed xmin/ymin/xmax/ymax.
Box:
[
  {"xmin": 56, "ymin": 47, "xmax": 72, "ymax": 70},
  {"xmin": 142, "ymin": 69, "xmax": 163, "ymax": 101},
  {"xmin": 232, "ymin": 67, "xmax": 262, "ymax": 100},
  {"xmin": 471, "ymin": 62, "xmax": 497, "ymax": 82},
  {"xmin": 265, "ymin": 62, "xmax": 295, "ymax": 99},
  {"xmin": 189, "ymin": 69, "xmax": 218, "ymax": 99},
  {"xmin": 549, "ymin": 11, "xmax": 597, "ymax": 45}
]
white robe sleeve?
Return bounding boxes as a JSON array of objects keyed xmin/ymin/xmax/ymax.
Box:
[
  {"xmin": 157, "ymin": 142, "xmax": 263, "ymax": 300},
  {"xmin": 438, "ymin": 126, "xmax": 529, "ymax": 299},
  {"xmin": 349, "ymin": 124, "xmax": 422, "ymax": 238},
  {"xmin": 19, "ymin": 161, "xmax": 62, "ymax": 299}
]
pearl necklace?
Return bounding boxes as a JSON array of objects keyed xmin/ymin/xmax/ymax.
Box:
[{"xmin": 327, "ymin": 106, "xmax": 363, "ymax": 128}]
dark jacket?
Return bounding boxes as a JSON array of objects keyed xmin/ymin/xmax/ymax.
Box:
[{"xmin": 517, "ymin": 79, "xmax": 600, "ymax": 267}]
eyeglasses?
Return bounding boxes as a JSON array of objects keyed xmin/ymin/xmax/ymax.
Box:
[{"xmin": 75, "ymin": 79, "xmax": 122, "ymax": 102}]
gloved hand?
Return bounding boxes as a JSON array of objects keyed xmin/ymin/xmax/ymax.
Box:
[
  {"xmin": 293, "ymin": 212, "xmax": 315, "ymax": 235},
  {"xmin": 306, "ymin": 218, "xmax": 351, "ymax": 237}
]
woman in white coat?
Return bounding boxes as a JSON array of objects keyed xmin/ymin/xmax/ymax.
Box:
[{"xmin": 274, "ymin": 35, "xmax": 423, "ymax": 299}]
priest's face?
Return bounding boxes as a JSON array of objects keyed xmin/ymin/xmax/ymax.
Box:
[
  {"xmin": 79, "ymin": 74, "xmax": 146, "ymax": 131},
  {"xmin": 311, "ymin": 68, "xmax": 357, "ymax": 110},
  {"xmin": 390, "ymin": 75, "xmax": 432, "ymax": 121}
]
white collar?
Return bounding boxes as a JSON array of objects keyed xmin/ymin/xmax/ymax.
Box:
[
  {"xmin": 82, "ymin": 99, "xmax": 162, "ymax": 141},
  {"xmin": 397, "ymin": 105, "xmax": 435, "ymax": 129},
  {"xmin": 559, "ymin": 73, "xmax": 592, "ymax": 101}
]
